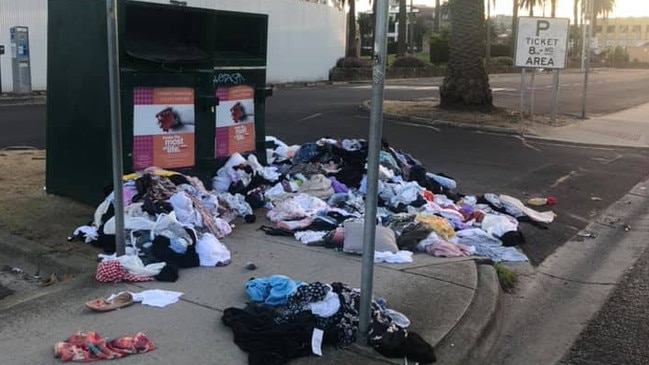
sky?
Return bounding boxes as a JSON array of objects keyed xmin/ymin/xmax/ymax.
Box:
[{"xmin": 358, "ymin": 0, "xmax": 649, "ymax": 20}]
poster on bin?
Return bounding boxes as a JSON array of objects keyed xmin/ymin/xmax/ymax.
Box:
[
  {"xmin": 215, "ymin": 85, "xmax": 256, "ymax": 158},
  {"xmin": 132, "ymin": 87, "xmax": 195, "ymax": 170}
]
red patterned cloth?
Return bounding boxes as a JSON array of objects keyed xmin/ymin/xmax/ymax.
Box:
[
  {"xmin": 54, "ymin": 331, "xmax": 156, "ymax": 362},
  {"xmin": 95, "ymin": 260, "xmax": 154, "ymax": 283}
]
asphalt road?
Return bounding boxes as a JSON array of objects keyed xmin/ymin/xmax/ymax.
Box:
[
  {"xmin": 1, "ymin": 69, "xmax": 649, "ymax": 266},
  {"xmin": 561, "ymin": 238, "xmax": 649, "ymax": 365}
]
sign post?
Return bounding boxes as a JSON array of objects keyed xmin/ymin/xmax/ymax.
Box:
[{"xmin": 515, "ymin": 17, "xmax": 570, "ymax": 122}]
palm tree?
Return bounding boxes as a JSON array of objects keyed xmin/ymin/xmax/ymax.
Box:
[
  {"xmin": 342, "ymin": 0, "xmax": 359, "ymax": 57},
  {"xmin": 574, "ymin": 0, "xmax": 579, "ymax": 26},
  {"xmin": 520, "ymin": 0, "xmax": 545, "ymax": 17},
  {"xmin": 550, "ymin": 0, "xmax": 557, "ymax": 17},
  {"xmin": 397, "ymin": 0, "xmax": 407, "ymax": 57},
  {"xmin": 440, "ymin": 0, "xmax": 493, "ymax": 110}
]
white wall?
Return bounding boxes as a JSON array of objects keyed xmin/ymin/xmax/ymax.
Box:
[
  {"xmin": 0, "ymin": 0, "xmax": 48, "ymax": 92},
  {"xmin": 0, "ymin": 0, "xmax": 345, "ymax": 92}
]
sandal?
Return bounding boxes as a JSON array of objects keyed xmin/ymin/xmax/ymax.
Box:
[{"xmin": 85, "ymin": 292, "xmax": 134, "ymax": 312}]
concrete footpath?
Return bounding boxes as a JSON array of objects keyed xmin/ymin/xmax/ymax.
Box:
[
  {"xmin": 0, "ymin": 220, "xmax": 500, "ymax": 365},
  {"xmin": 527, "ymin": 102, "xmax": 649, "ymax": 148}
]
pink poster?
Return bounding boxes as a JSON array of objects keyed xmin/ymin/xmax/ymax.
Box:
[
  {"xmin": 215, "ymin": 85, "xmax": 256, "ymax": 157},
  {"xmin": 133, "ymin": 87, "xmax": 195, "ymax": 169}
]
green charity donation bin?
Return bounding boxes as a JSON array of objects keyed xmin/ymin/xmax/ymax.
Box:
[{"xmin": 46, "ymin": 0, "xmax": 270, "ymax": 205}]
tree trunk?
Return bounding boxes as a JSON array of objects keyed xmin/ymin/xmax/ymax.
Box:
[
  {"xmin": 346, "ymin": 0, "xmax": 359, "ymax": 57},
  {"xmin": 573, "ymin": 0, "xmax": 579, "ymax": 27},
  {"xmin": 440, "ymin": 0, "xmax": 493, "ymax": 111},
  {"xmin": 551, "ymin": 0, "xmax": 556, "ymax": 17},
  {"xmin": 397, "ymin": 0, "xmax": 407, "ymax": 57},
  {"xmin": 486, "ymin": 0, "xmax": 491, "ymax": 65}
]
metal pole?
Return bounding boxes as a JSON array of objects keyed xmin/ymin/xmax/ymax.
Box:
[
  {"xmin": 581, "ymin": 0, "xmax": 594, "ymax": 119},
  {"xmin": 409, "ymin": 0, "xmax": 414, "ymax": 53},
  {"xmin": 358, "ymin": 0, "xmax": 389, "ymax": 346},
  {"xmin": 530, "ymin": 68, "xmax": 536, "ymax": 120},
  {"xmin": 551, "ymin": 69, "xmax": 560, "ymax": 122},
  {"xmin": 520, "ymin": 68, "xmax": 526, "ymax": 116},
  {"xmin": 580, "ymin": 0, "xmax": 587, "ymax": 72},
  {"xmin": 106, "ymin": 0, "xmax": 125, "ymax": 256}
]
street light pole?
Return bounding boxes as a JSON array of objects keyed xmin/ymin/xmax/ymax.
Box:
[
  {"xmin": 106, "ymin": 0, "xmax": 125, "ymax": 256},
  {"xmin": 357, "ymin": 0, "xmax": 389, "ymax": 346},
  {"xmin": 581, "ymin": 0, "xmax": 594, "ymax": 119}
]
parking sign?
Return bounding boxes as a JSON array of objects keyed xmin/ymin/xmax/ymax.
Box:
[{"xmin": 515, "ymin": 17, "xmax": 570, "ymax": 69}]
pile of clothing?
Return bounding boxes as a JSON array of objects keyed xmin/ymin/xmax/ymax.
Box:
[
  {"xmin": 222, "ymin": 275, "xmax": 436, "ymax": 365},
  {"xmin": 72, "ymin": 136, "xmax": 556, "ymax": 281},
  {"xmin": 72, "ymin": 167, "xmax": 259, "ymax": 282},
  {"xmin": 223, "ymin": 137, "xmax": 556, "ymax": 263}
]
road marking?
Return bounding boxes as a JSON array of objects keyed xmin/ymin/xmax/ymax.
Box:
[
  {"xmin": 550, "ymin": 170, "xmax": 578, "ymax": 188},
  {"xmin": 513, "ymin": 135, "xmax": 543, "ymax": 152},
  {"xmin": 296, "ymin": 113, "xmax": 323, "ymax": 122},
  {"xmin": 393, "ymin": 121, "xmax": 441, "ymax": 132},
  {"xmin": 590, "ymin": 154, "xmax": 623, "ymax": 164}
]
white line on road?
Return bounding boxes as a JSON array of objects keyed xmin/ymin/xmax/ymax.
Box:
[
  {"xmin": 393, "ymin": 121, "xmax": 441, "ymax": 132},
  {"xmin": 296, "ymin": 113, "xmax": 323, "ymax": 122}
]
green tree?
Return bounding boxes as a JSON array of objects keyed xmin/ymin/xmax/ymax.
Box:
[
  {"xmin": 440, "ymin": 0, "xmax": 493, "ymax": 110},
  {"xmin": 342, "ymin": 0, "xmax": 359, "ymax": 57},
  {"xmin": 520, "ymin": 0, "xmax": 545, "ymax": 16}
]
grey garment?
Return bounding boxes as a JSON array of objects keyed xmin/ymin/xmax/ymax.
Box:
[
  {"xmin": 473, "ymin": 245, "xmax": 528, "ymax": 263},
  {"xmin": 456, "ymin": 228, "xmax": 529, "ymax": 262},
  {"xmin": 385, "ymin": 213, "xmax": 417, "ymax": 236},
  {"xmin": 217, "ymin": 193, "xmax": 253, "ymax": 217},
  {"xmin": 343, "ymin": 220, "xmax": 399, "ymax": 254},
  {"xmin": 288, "ymin": 163, "xmax": 326, "ymax": 178}
]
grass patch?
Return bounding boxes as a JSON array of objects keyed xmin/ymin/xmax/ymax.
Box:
[{"xmin": 494, "ymin": 263, "xmax": 517, "ymax": 293}]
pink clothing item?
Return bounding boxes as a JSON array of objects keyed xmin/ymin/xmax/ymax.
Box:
[
  {"xmin": 96, "ymin": 260, "xmax": 155, "ymax": 283},
  {"xmin": 426, "ymin": 241, "xmax": 473, "ymax": 258},
  {"xmin": 277, "ymin": 218, "xmax": 313, "ymax": 231}
]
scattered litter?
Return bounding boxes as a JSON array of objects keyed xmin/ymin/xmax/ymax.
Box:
[
  {"xmin": 526, "ymin": 196, "xmax": 557, "ymax": 206},
  {"xmin": 624, "ymin": 224, "xmax": 631, "ymax": 231},
  {"xmin": 244, "ymin": 261, "xmax": 257, "ymax": 270},
  {"xmin": 641, "ymin": 187, "xmax": 647, "ymax": 190},
  {"xmin": 590, "ymin": 196, "xmax": 602, "ymax": 201},
  {"xmin": 577, "ymin": 232, "xmax": 597, "ymax": 239}
]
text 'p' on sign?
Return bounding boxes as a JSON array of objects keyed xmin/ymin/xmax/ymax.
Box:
[{"xmin": 515, "ymin": 17, "xmax": 570, "ymax": 69}]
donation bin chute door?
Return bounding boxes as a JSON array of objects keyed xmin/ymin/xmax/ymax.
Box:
[
  {"xmin": 121, "ymin": 72, "xmax": 205, "ymax": 174},
  {"xmin": 212, "ymin": 68, "xmax": 267, "ymax": 161}
]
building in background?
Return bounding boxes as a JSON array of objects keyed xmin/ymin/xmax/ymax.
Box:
[
  {"xmin": 594, "ymin": 16, "xmax": 649, "ymax": 62},
  {"xmin": 0, "ymin": 0, "xmax": 346, "ymax": 93}
]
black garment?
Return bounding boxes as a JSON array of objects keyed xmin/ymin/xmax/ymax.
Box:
[
  {"xmin": 258, "ymin": 225, "xmax": 294, "ymax": 237},
  {"xmin": 155, "ymin": 263, "xmax": 179, "ymax": 282},
  {"xmin": 151, "ymin": 236, "xmax": 200, "ymax": 268},
  {"xmin": 221, "ymin": 305, "xmax": 317, "ymax": 365},
  {"xmin": 396, "ymin": 223, "xmax": 432, "ymax": 251},
  {"xmin": 369, "ymin": 308, "xmax": 436, "ymax": 364},
  {"xmin": 95, "ymin": 224, "xmax": 116, "ymax": 254},
  {"xmin": 500, "ymin": 230, "xmax": 526, "ymax": 247},
  {"xmin": 142, "ymin": 196, "xmax": 174, "ymax": 216},
  {"xmin": 167, "ymin": 174, "xmax": 191, "ymax": 186}
]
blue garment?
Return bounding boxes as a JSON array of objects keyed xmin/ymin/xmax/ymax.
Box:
[
  {"xmin": 292, "ymin": 143, "xmax": 320, "ymax": 163},
  {"xmin": 245, "ymin": 275, "xmax": 303, "ymax": 306},
  {"xmin": 169, "ymin": 238, "xmax": 188, "ymax": 254}
]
